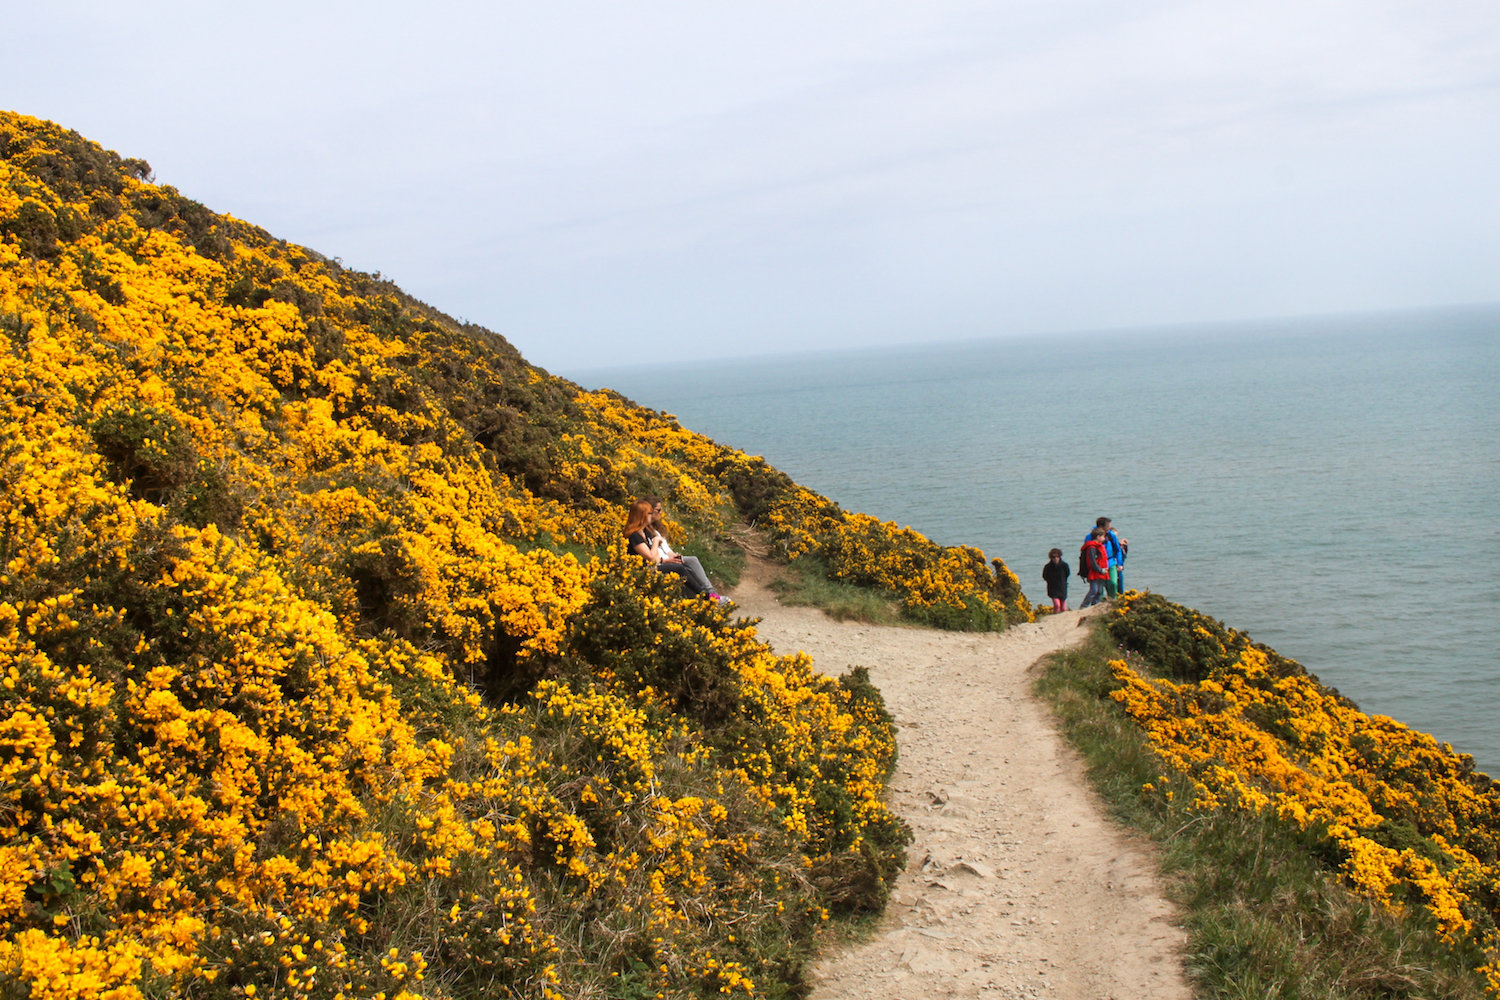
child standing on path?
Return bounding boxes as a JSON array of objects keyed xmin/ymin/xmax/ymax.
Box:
[
  {"xmin": 1042, "ymin": 548, "xmax": 1071, "ymax": 613},
  {"xmin": 1079, "ymin": 529, "xmax": 1110, "ymax": 608},
  {"xmin": 1084, "ymin": 516, "xmax": 1129, "ymax": 597}
]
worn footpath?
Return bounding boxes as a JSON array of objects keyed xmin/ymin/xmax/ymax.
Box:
[{"xmin": 726, "ymin": 557, "xmax": 1192, "ymax": 1000}]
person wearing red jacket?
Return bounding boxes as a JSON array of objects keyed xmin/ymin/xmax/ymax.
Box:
[{"xmin": 1079, "ymin": 528, "xmax": 1110, "ymax": 608}]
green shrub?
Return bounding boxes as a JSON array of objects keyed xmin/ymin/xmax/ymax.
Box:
[
  {"xmin": 560, "ymin": 563, "xmax": 748, "ymax": 725},
  {"xmin": 1, "ymin": 199, "xmax": 68, "ymax": 259},
  {"xmin": 1108, "ymin": 592, "xmax": 1309, "ymax": 684},
  {"xmin": 904, "ymin": 593, "xmax": 1011, "ymax": 631},
  {"xmin": 560, "ymin": 565, "xmax": 911, "ymax": 919},
  {"xmin": 179, "ymin": 459, "xmax": 245, "ymax": 531},
  {"xmin": 819, "ymin": 667, "xmax": 910, "ymax": 913},
  {"xmin": 1, "ymin": 110, "xmax": 921, "ymax": 1000},
  {"xmin": 711, "ymin": 453, "xmax": 795, "ymax": 524},
  {"xmin": 88, "ymin": 402, "xmax": 199, "ymax": 503}
]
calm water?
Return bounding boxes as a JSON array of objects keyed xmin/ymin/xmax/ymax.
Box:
[{"xmin": 568, "ymin": 308, "xmax": 1500, "ymax": 775}]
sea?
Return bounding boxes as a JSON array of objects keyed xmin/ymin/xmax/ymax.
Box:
[{"xmin": 567, "ymin": 306, "xmax": 1500, "ymax": 776}]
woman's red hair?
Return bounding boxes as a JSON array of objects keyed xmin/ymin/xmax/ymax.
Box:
[{"xmin": 623, "ymin": 499, "xmax": 655, "ymax": 536}]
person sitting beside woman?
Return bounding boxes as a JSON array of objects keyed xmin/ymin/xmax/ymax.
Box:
[{"xmin": 623, "ymin": 498, "xmax": 727, "ymax": 602}]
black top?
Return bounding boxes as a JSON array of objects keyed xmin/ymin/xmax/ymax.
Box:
[
  {"xmin": 625, "ymin": 530, "xmax": 653, "ymax": 560},
  {"xmin": 1041, "ymin": 559, "xmax": 1070, "ymax": 597}
]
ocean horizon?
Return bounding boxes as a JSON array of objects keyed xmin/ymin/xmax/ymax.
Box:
[{"xmin": 568, "ymin": 305, "xmax": 1500, "ymax": 776}]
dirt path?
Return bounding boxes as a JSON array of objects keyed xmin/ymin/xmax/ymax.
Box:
[{"xmin": 726, "ymin": 557, "xmax": 1191, "ymax": 1000}]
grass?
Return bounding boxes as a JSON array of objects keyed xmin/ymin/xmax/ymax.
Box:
[
  {"xmin": 692, "ymin": 530, "xmax": 746, "ymax": 590},
  {"xmin": 1032, "ymin": 624, "xmax": 1491, "ymax": 1000},
  {"xmin": 765, "ymin": 555, "xmax": 904, "ymax": 625}
]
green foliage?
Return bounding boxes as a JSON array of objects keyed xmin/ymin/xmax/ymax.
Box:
[
  {"xmin": 902, "ymin": 592, "xmax": 1011, "ymax": 631},
  {"xmin": 560, "ymin": 564, "xmax": 750, "ymax": 725},
  {"xmin": 768, "ymin": 555, "xmax": 904, "ymax": 625},
  {"xmin": 803, "ymin": 564, "xmax": 1012, "ymax": 633},
  {"xmin": 989, "ymin": 557, "xmax": 1024, "ymax": 605},
  {"xmin": 763, "ymin": 498, "xmax": 1031, "ymax": 630},
  {"xmin": 178, "ymin": 458, "xmax": 245, "ymax": 531},
  {"xmin": 1108, "ymin": 592, "xmax": 1309, "ymax": 684},
  {"xmin": 711, "ymin": 453, "xmax": 795, "ymax": 524},
  {"xmin": 840, "ymin": 667, "xmax": 897, "ymax": 780},
  {"xmin": 680, "ymin": 527, "xmax": 746, "ymax": 589},
  {"xmin": 1, "ymin": 109, "xmax": 923, "ymax": 1000},
  {"xmin": 820, "ymin": 667, "xmax": 910, "ymax": 913},
  {"xmin": 88, "ymin": 401, "xmax": 199, "ymax": 503},
  {"xmin": 561, "ymin": 568, "xmax": 911, "ymax": 917},
  {"xmin": 1, "ymin": 200, "xmax": 71, "ymax": 259},
  {"xmin": 342, "ymin": 528, "xmax": 433, "ymax": 641},
  {"xmin": 390, "ymin": 310, "xmax": 595, "ymax": 499},
  {"xmin": 0, "ymin": 117, "xmax": 138, "ymax": 201},
  {"xmin": 130, "ymin": 185, "xmax": 233, "ymax": 259}
]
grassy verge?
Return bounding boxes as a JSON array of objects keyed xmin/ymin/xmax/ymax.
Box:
[
  {"xmin": 766, "ymin": 555, "xmax": 904, "ymax": 625},
  {"xmin": 1033, "ymin": 624, "xmax": 1490, "ymax": 1000},
  {"xmin": 693, "ymin": 531, "xmax": 746, "ymax": 590}
]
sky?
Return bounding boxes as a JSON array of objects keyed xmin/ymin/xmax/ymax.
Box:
[{"xmin": 6, "ymin": 1, "xmax": 1500, "ymax": 374}]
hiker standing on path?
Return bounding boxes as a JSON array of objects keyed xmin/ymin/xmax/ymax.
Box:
[
  {"xmin": 1042, "ymin": 547, "xmax": 1071, "ymax": 613},
  {"xmin": 1079, "ymin": 528, "xmax": 1110, "ymax": 608},
  {"xmin": 1085, "ymin": 516, "xmax": 1129, "ymax": 598}
]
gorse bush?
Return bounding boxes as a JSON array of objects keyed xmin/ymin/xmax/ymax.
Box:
[
  {"xmin": 763, "ymin": 487, "xmax": 1029, "ymax": 631},
  {"xmin": 1107, "ymin": 591, "xmax": 1312, "ymax": 684},
  {"xmin": 0, "ymin": 110, "xmax": 944, "ymax": 998},
  {"xmin": 1035, "ymin": 626, "xmax": 1491, "ymax": 999},
  {"xmin": 1104, "ymin": 592, "xmax": 1500, "ymax": 995},
  {"xmin": 87, "ymin": 401, "xmax": 199, "ymax": 503}
]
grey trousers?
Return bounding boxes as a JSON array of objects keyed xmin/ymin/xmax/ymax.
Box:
[
  {"xmin": 674, "ymin": 555, "xmax": 715, "ymax": 595},
  {"xmin": 657, "ymin": 556, "xmax": 715, "ymax": 596}
]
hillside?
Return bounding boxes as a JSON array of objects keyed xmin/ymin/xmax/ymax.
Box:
[
  {"xmin": 0, "ymin": 111, "xmax": 1034, "ymax": 999},
  {"xmin": 9, "ymin": 109, "xmax": 1500, "ymax": 1000}
]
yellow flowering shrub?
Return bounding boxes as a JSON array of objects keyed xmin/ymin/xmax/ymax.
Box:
[
  {"xmin": 1107, "ymin": 593, "xmax": 1500, "ymax": 994},
  {"xmin": 763, "ymin": 489, "xmax": 1031, "ymax": 629},
  {"xmin": 0, "ymin": 110, "xmax": 915, "ymax": 998},
  {"xmin": 560, "ymin": 567, "xmax": 910, "ymax": 912}
]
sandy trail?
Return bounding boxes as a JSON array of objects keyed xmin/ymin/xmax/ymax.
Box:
[{"xmin": 726, "ymin": 556, "xmax": 1191, "ymax": 1000}]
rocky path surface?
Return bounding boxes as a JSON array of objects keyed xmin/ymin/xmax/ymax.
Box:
[{"xmin": 726, "ymin": 558, "xmax": 1192, "ymax": 1000}]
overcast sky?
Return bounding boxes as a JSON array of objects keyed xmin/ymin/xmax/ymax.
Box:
[{"xmin": 7, "ymin": 1, "xmax": 1499, "ymax": 373}]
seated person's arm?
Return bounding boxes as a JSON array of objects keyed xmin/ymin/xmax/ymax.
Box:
[
  {"xmin": 648, "ymin": 531, "xmax": 682, "ymax": 564},
  {"xmin": 628, "ymin": 532, "xmax": 659, "ymax": 562}
]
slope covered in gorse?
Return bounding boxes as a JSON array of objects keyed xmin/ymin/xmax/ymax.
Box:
[
  {"xmin": 0, "ymin": 111, "xmax": 1033, "ymax": 999},
  {"xmin": 1106, "ymin": 593, "xmax": 1500, "ymax": 994}
]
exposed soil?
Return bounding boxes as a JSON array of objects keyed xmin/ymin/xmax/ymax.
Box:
[{"xmin": 726, "ymin": 555, "xmax": 1192, "ymax": 1000}]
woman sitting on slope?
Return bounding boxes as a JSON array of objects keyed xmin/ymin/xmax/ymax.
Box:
[{"xmin": 623, "ymin": 499, "xmax": 725, "ymax": 602}]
